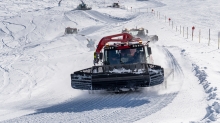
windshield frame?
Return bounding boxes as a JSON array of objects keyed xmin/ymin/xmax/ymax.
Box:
[{"xmin": 104, "ymin": 46, "xmax": 146, "ymax": 65}]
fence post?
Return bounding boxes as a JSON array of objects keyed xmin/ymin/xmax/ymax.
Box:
[
  {"xmin": 183, "ymin": 27, "xmax": 184, "ymax": 37},
  {"xmin": 172, "ymin": 21, "xmax": 173, "ymax": 29},
  {"xmin": 176, "ymin": 26, "xmax": 177, "ymax": 32},
  {"xmin": 169, "ymin": 18, "xmax": 171, "ymax": 26},
  {"xmin": 218, "ymin": 32, "xmax": 220, "ymax": 49},
  {"xmin": 180, "ymin": 25, "xmax": 181, "ymax": 34},
  {"xmin": 192, "ymin": 26, "xmax": 195, "ymax": 41},
  {"xmin": 187, "ymin": 27, "xmax": 188, "ymax": 39},
  {"xmin": 208, "ymin": 29, "xmax": 210, "ymax": 46},
  {"xmin": 165, "ymin": 16, "xmax": 166, "ymax": 22},
  {"xmin": 199, "ymin": 29, "xmax": 201, "ymax": 43}
]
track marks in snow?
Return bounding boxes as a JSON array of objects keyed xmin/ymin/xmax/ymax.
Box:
[
  {"xmin": 63, "ymin": 12, "xmax": 78, "ymax": 25},
  {"xmin": 83, "ymin": 10, "xmax": 125, "ymax": 23},
  {"xmin": 0, "ymin": 69, "xmax": 9, "ymax": 94},
  {"xmin": 79, "ymin": 25, "xmax": 104, "ymax": 36},
  {"xmin": 3, "ymin": 91, "xmax": 178, "ymax": 123},
  {"xmin": 2, "ymin": 21, "xmax": 26, "ymax": 34},
  {"xmin": 10, "ymin": 67, "xmax": 37, "ymax": 98},
  {"xmin": 161, "ymin": 46, "xmax": 183, "ymax": 75},
  {"xmin": 0, "ymin": 55, "xmax": 20, "ymax": 95}
]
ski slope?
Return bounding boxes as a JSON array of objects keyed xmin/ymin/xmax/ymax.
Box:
[{"xmin": 0, "ymin": 0, "xmax": 220, "ymax": 122}]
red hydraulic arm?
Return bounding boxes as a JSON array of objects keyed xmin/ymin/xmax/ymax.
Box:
[{"xmin": 95, "ymin": 33, "xmax": 136, "ymax": 53}]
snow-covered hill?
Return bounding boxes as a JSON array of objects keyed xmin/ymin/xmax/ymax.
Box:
[{"xmin": 1, "ymin": 0, "xmax": 220, "ymax": 122}]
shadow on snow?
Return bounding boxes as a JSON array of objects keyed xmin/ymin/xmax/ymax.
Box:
[{"xmin": 32, "ymin": 92, "xmax": 150, "ymax": 114}]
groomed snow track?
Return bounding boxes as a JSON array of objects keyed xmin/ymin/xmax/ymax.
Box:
[{"xmin": 3, "ymin": 92, "xmax": 178, "ymax": 123}]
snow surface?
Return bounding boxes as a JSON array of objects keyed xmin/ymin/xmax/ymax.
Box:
[{"xmin": 0, "ymin": 0, "xmax": 220, "ymax": 122}]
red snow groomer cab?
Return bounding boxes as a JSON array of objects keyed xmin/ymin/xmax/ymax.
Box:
[{"xmin": 71, "ymin": 33, "xmax": 164, "ymax": 92}]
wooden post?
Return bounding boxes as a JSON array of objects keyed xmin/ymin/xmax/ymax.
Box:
[
  {"xmin": 192, "ymin": 26, "xmax": 195, "ymax": 41},
  {"xmin": 180, "ymin": 25, "xmax": 181, "ymax": 34},
  {"xmin": 168, "ymin": 18, "xmax": 171, "ymax": 26},
  {"xmin": 187, "ymin": 27, "xmax": 188, "ymax": 39},
  {"xmin": 199, "ymin": 29, "xmax": 201, "ymax": 43},
  {"xmin": 176, "ymin": 26, "xmax": 177, "ymax": 32},
  {"xmin": 218, "ymin": 32, "xmax": 220, "ymax": 49},
  {"xmin": 208, "ymin": 29, "xmax": 210, "ymax": 46},
  {"xmin": 172, "ymin": 21, "xmax": 173, "ymax": 29},
  {"xmin": 183, "ymin": 27, "xmax": 184, "ymax": 37},
  {"xmin": 165, "ymin": 16, "xmax": 166, "ymax": 22}
]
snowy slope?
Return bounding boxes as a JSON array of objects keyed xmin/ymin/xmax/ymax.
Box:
[{"xmin": 0, "ymin": 0, "xmax": 220, "ymax": 122}]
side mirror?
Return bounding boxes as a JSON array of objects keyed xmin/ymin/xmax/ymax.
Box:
[
  {"xmin": 147, "ymin": 47, "xmax": 152, "ymax": 55},
  {"xmin": 99, "ymin": 52, "xmax": 103, "ymax": 60},
  {"xmin": 94, "ymin": 52, "xmax": 99, "ymax": 64}
]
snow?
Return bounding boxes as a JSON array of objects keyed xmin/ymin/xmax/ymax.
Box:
[
  {"xmin": 0, "ymin": 0, "xmax": 220, "ymax": 122},
  {"xmin": 109, "ymin": 67, "xmax": 132, "ymax": 73}
]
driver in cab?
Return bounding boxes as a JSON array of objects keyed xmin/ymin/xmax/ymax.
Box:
[
  {"xmin": 109, "ymin": 51, "xmax": 120, "ymax": 65},
  {"xmin": 120, "ymin": 49, "xmax": 132, "ymax": 63}
]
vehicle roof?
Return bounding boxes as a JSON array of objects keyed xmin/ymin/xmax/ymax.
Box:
[{"xmin": 104, "ymin": 43, "xmax": 143, "ymax": 50}]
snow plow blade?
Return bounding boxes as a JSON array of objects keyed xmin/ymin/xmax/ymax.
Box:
[{"xmin": 71, "ymin": 63, "xmax": 164, "ymax": 91}]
